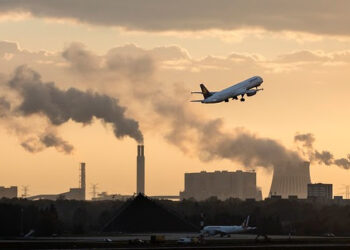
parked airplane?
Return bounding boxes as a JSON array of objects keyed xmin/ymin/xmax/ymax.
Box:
[
  {"xmin": 191, "ymin": 76, "xmax": 263, "ymax": 103},
  {"xmin": 201, "ymin": 216, "xmax": 256, "ymax": 237}
]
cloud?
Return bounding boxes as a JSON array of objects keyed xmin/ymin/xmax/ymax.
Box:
[
  {"xmin": 62, "ymin": 43, "xmax": 155, "ymax": 80},
  {"xmin": 60, "ymin": 42, "xmax": 307, "ymax": 172},
  {"xmin": 0, "ymin": 0, "xmax": 350, "ymax": 36},
  {"xmin": 62, "ymin": 42, "xmax": 101, "ymax": 73}
]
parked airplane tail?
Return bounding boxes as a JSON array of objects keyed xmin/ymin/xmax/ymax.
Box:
[
  {"xmin": 200, "ymin": 83, "xmax": 212, "ymax": 99},
  {"xmin": 241, "ymin": 216, "xmax": 250, "ymax": 228}
]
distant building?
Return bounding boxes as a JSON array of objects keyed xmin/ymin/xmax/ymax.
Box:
[
  {"xmin": 307, "ymin": 183, "xmax": 332, "ymax": 199},
  {"xmin": 0, "ymin": 186, "xmax": 17, "ymax": 198},
  {"xmin": 92, "ymin": 192, "xmax": 132, "ymax": 201},
  {"xmin": 180, "ymin": 170, "xmax": 261, "ymax": 201},
  {"xmin": 28, "ymin": 163, "xmax": 86, "ymax": 201}
]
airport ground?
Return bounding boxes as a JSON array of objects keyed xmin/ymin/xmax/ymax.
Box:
[{"xmin": 2, "ymin": 234, "xmax": 350, "ymax": 249}]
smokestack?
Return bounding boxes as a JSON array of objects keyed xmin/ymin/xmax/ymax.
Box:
[
  {"xmin": 137, "ymin": 145, "xmax": 145, "ymax": 194},
  {"xmin": 80, "ymin": 162, "xmax": 86, "ymax": 200}
]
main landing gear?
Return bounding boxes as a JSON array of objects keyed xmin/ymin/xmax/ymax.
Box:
[{"xmin": 240, "ymin": 94, "xmax": 245, "ymax": 102}]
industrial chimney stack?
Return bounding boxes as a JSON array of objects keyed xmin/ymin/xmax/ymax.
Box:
[
  {"xmin": 80, "ymin": 162, "xmax": 86, "ymax": 200},
  {"xmin": 137, "ymin": 145, "xmax": 145, "ymax": 194}
]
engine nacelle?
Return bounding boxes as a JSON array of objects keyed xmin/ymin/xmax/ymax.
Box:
[{"xmin": 246, "ymin": 89, "xmax": 257, "ymax": 96}]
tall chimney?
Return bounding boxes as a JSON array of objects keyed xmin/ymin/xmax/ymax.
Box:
[
  {"xmin": 80, "ymin": 162, "xmax": 86, "ymax": 200},
  {"xmin": 137, "ymin": 145, "xmax": 145, "ymax": 194}
]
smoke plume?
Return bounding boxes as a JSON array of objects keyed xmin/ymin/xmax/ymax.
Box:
[
  {"xmin": 294, "ymin": 132, "xmax": 350, "ymax": 169},
  {"xmin": 61, "ymin": 45, "xmax": 306, "ymax": 172},
  {"xmin": 1, "ymin": 65, "xmax": 143, "ymax": 154},
  {"xmin": 0, "ymin": 96, "xmax": 10, "ymax": 117},
  {"xmin": 21, "ymin": 131, "xmax": 74, "ymax": 154},
  {"xmin": 149, "ymin": 85, "xmax": 304, "ymax": 172}
]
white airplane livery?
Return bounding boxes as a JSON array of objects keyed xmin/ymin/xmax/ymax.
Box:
[
  {"xmin": 191, "ymin": 76, "xmax": 263, "ymax": 103},
  {"xmin": 201, "ymin": 216, "xmax": 256, "ymax": 237}
]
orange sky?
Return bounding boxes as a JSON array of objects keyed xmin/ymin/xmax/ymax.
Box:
[{"xmin": 0, "ymin": 1, "xmax": 350, "ymax": 199}]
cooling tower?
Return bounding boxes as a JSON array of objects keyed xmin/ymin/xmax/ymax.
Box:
[
  {"xmin": 269, "ymin": 161, "xmax": 311, "ymax": 198},
  {"xmin": 137, "ymin": 145, "xmax": 145, "ymax": 194}
]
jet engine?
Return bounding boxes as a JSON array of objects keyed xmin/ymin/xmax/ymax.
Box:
[{"xmin": 246, "ymin": 89, "xmax": 257, "ymax": 96}]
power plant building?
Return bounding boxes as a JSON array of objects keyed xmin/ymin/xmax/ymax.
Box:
[
  {"xmin": 307, "ymin": 183, "xmax": 332, "ymax": 199},
  {"xmin": 137, "ymin": 145, "xmax": 145, "ymax": 194},
  {"xmin": 0, "ymin": 186, "xmax": 17, "ymax": 198},
  {"xmin": 180, "ymin": 170, "xmax": 261, "ymax": 201},
  {"xmin": 269, "ymin": 161, "xmax": 311, "ymax": 199}
]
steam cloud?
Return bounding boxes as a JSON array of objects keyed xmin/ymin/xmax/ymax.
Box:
[
  {"xmin": 151, "ymin": 85, "xmax": 304, "ymax": 172},
  {"xmin": 1, "ymin": 65, "xmax": 143, "ymax": 154},
  {"xmin": 61, "ymin": 43, "xmax": 306, "ymax": 172},
  {"xmin": 294, "ymin": 133, "xmax": 350, "ymax": 169},
  {"xmin": 0, "ymin": 96, "xmax": 10, "ymax": 117}
]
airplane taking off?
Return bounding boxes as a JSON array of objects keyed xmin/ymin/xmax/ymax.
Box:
[
  {"xmin": 191, "ymin": 76, "xmax": 263, "ymax": 103},
  {"xmin": 201, "ymin": 216, "xmax": 256, "ymax": 237}
]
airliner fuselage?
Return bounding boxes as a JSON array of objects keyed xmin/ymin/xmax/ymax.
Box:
[{"xmin": 191, "ymin": 76, "xmax": 264, "ymax": 103}]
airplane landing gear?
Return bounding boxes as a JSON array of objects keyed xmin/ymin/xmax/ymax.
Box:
[{"xmin": 240, "ymin": 94, "xmax": 245, "ymax": 102}]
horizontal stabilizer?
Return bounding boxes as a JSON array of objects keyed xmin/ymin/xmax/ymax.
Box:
[
  {"xmin": 191, "ymin": 91, "xmax": 203, "ymax": 94},
  {"xmin": 190, "ymin": 100, "xmax": 203, "ymax": 103}
]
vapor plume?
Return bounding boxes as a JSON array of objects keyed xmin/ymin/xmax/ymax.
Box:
[
  {"xmin": 61, "ymin": 44, "xmax": 306, "ymax": 172},
  {"xmin": 21, "ymin": 131, "xmax": 74, "ymax": 154},
  {"xmin": 9, "ymin": 66, "xmax": 143, "ymax": 143},
  {"xmin": 0, "ymin": 96, "xmax": 10, "ymax": 117},
  {"xmin": 0, "ymin": 65, "xmax": 143, "ymax": 154},
  {"xmin": 295, "ymin": 133, "xmax": 350, "ymax": 169},
  {"xmin": 150, "ymin": 85, "xmax": 304, "ymax": 172}
]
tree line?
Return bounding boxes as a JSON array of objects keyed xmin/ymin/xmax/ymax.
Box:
[{"xmin": 0, "ymin": 197, "xmax": 349, "ymax": 236}]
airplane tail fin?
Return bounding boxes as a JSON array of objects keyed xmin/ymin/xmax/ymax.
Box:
[
  {"xmin": 241, "ymin": 216, "xmax": 250, "ymax": 228},
  {"xmin": 200, "ymin": 83, "xmax": 212, "ymax": 99}
]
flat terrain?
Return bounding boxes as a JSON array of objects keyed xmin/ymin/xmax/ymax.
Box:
[{"xmin": 2, "ymin": 234, "xmax": 350, "ymax": 249}]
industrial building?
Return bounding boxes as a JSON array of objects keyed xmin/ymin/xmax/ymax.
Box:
[
  {"xmin": 137, "ymin": 145, "xmax": 145, "ymax": 194},
  {"xmin": 0, "ymin": 186, "xmax": 17, "ymax": 198},
  {"xmin": 269, "ymin": 161, "xmax": 311, "ymax": 199},
  {"xmin": 28, "ymin": 162, "xmax": 86, "ymax": 200},
  {"xmin": 308, "ymin": 183, "xmax": 333, "ymax": 199},
  {"xmin": 180, "ymin": 170, "xmax": 261, "ymax": 201}
]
